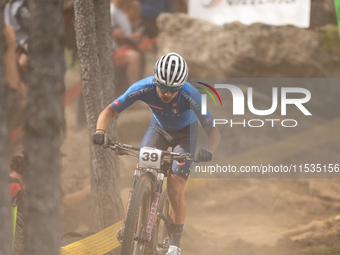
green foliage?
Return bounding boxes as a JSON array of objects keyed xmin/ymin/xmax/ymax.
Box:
[{"xmin": 321, "ymin": 25, "xmax": 340, "ymax": 56}]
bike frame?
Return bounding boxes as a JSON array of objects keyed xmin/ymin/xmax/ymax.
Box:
[
  {"xmin": 108, "ymin": 141, "xmax": 192, "ymax": 248},
  {"xmin": 121, "ymin": 167, "xmax": 165, "ymax": 243}
]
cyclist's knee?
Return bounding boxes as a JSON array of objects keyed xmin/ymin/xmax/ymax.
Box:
[{"xmin": 168, "ymin": 185, "xmax": 184, "ymax": 198}]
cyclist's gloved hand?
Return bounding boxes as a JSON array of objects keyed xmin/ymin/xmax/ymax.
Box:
[
  {"xmin": 194, "ymin": 148, "xmax": 212, "ymax": 162},
  {"xmin": 92, "ymin": 131, "xmax": 105, "ymax": 145}
]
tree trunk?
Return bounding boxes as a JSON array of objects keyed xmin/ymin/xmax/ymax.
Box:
[
  {"xmin": 94, "ymin": 0, "xmax": 116, "ymax": 106},
  {"xmin": 93, "ymin": 0, "xmax": 117, "ymax": 139},
  {"xmin": 93, "ymin": 0, "xmax": 123, "ymax": 231},
  {"xmin": 74, "ymin": 0, "xmax": 123, "ymax": 234},
  {"xmin": 23, "ymin": 0, "xmax": 64, "ymax": 254},
  {"xmin": 0, "ymin": 3, "xmax": 13, "ymax": 254}
]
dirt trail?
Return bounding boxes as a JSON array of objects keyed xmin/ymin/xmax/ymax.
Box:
[
  {"xmin": 183, "ymin": 178, "xmax": 340, "ymax": 255},
  {"xmin": 61, "ymin": 67, "xmax": 340, "ymax": 255}
]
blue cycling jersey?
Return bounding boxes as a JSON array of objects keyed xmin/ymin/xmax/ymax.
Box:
[{"xmin": 111, "ymin": 76, "xmax": 214, "ymax": 132}]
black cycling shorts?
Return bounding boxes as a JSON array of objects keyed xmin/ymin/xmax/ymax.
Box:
[{"xmin": 140, "ymin": 116, "xmax": 198, "ymax": 180}]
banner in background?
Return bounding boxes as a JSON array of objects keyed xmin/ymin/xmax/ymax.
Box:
[{"xmin": 189, "ymin": 0, "xmax": 311, "ymax": 28}]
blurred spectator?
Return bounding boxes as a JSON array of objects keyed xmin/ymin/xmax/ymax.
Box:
[
  {"xmin": 4, "ymin": 0, "xmax": 29, "ymax": 47},
  {"xmin": 139, "ymin": 0, "xmax": 188, "ymax": 37},
  {"xmin": 4, "ymin": 0, "xmax": 29, "ymax": 83},
  {"xmin": 6, "ymin": 0, "xmax": 67, "ymax": 134},
  {"xmin": 111, "ymin": 0, "xmax": 142, "ymax": 85},
  {"xmin": 2, "ymin": 0, "xmax": 27, "ymax": 133},
  {"xmin": 139, "ymin": 0, "xmax": 174, "ymax": 38},
  {"xmin": 172, "ymin": 0, "xmax": 188, "ymax": 13},
  {"xmin": 8, "ymin": 152, "xmax": 92, "ymax": 213},
  {"xmin": 125, "ymin": 0, "xmax": 143, "ymax": 32},
  {"xmin": 8, "ymin": 153, "xmax": 25, "ymax": 255},
  {"xmin": 125, "ymin": 0, "xmax": 155, "ymax": 53},
  {"xmin": 64, "ymin": 1, "xmax": 78, "ymax": 66},
  {"xmin": 3, "ymin": 15, "xmax": 22, "ymax": 94},
  {"xmin": 5, "ymin": 0, "xmax": 66, "ymax": 84},
  {"xmin": 8, "ymin": 152, "xmax": 91, "ymax": 254},
  {"xmin": 9, "ymin": 154, "xmax": 25, "ymax": 214}
]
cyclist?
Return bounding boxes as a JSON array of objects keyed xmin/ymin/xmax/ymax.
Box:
[{"xmin": 93, "ymin": 52, "xmax": 220, "ymax": 255}]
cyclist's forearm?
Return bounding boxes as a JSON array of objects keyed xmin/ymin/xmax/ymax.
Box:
[
  {"xmin": 205, "ymin": 126, "xmax": 221, "ymax": 155},
  {"xmin": 96, "ymin": 105, "xmax": 119, "ymax": 132}
]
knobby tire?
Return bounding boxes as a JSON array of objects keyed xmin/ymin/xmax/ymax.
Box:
[{"xmin": 121, "ymin": 177, "xmax": 153, "ymax": 255}]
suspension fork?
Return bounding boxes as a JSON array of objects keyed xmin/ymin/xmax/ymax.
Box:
[
  {"xmin": 145, "ymin": 172, "xmax": 164, "ymax": 242},
  {"xmin": 121, "ymin": 169, "xmax": 141, "ymax": 233}
]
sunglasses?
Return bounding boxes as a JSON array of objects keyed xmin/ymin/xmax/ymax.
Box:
[{"xmin": 155, "ymin": 81, "xmax": 182, "ymax": 93}]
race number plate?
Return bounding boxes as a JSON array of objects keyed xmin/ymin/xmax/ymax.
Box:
[{"xmin": 139, "ymin": 147, "xmax": 162, "ymax": 169}]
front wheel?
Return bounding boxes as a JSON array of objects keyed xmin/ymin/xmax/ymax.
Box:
[{"xmin": 121, "ymin": 177, "xmax": 153, "ymax": 255}]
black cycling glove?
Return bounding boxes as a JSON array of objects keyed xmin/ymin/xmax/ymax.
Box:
[
  {"xmin": 194, "ymin": 148, "xmax": 212, "ymax": 162},
  {"xmin": 92, "ymin": 132, "xmax": 105, "ymax": 145}
]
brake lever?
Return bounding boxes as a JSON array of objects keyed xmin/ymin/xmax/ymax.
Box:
[
  {"xmin": 172, "ymin": 153, "xmax": 193, "ymax": 162},
  {"xmin": 116, "ymin": 146, "xmax": 129, "ymax": 156}
]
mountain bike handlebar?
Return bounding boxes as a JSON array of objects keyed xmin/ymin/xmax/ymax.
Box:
[{"xmin": 107, "ymin": 139, "xmax": 194, "ymax": 161}]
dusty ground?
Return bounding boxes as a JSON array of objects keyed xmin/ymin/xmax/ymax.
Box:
[{"xmin": 60, "ymin": 58, "xmax": 340, "ymax": 255}]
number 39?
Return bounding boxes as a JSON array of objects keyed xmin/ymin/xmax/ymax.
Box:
[{"xmin": 142, "ymin": 152, "xmax": 158, "ymax": 162}]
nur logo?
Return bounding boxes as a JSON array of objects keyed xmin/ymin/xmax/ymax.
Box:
[
  {"xmin": 196, "ymin": 82, "xmax": 222, "ymax": 115},
  {"xmin": 197, "ymin": 83, "xmax": 312, "ymax": 117}
]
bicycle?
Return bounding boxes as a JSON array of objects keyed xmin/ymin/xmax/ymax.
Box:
[{"xmin": 106, "ymin": 140, "xmax": 193, "ymax": 255}]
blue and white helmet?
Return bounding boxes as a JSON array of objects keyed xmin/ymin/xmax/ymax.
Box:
[{"xmin": 154, "ymin": 53, "xmax": 188, "ymax": 87}]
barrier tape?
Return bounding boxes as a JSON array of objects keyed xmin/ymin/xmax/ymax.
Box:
[
  {"xmin": 59, "ymin": 180, "xmax": 207, "ymax": 255},
  {"xmin": 60, "ymin": 220, "xmax": 123, "ymax": 255}
]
